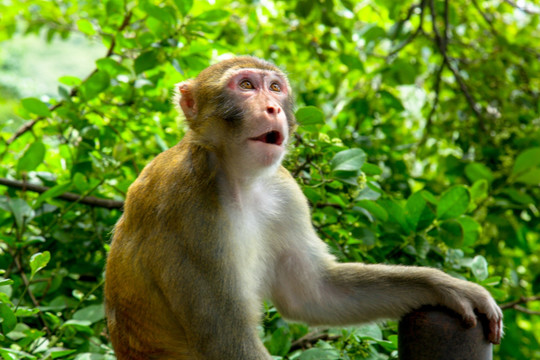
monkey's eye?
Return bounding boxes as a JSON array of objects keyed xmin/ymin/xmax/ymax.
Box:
[
  {"xmin": 270, "ymin": 82, "xmax": 281, "ymax": 92},
  {"xmin": 239, "ymin": 80, "xmax": 254, "ymax": 90}
]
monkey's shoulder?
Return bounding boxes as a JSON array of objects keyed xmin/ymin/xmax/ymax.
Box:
[
  {"xmin": 133, "ymin": 141, "xmax": 214, "ymax": 190},
  {"xmin": 123, "ymin": 140, "xmax": 219, "ymax": 218}
]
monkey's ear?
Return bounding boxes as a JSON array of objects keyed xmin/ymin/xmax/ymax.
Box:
[{"xmin": 175, "ymin": 80, "xmax": 197, "ymax": 120}]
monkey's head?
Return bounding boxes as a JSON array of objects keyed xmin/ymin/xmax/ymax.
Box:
[{"xmin": 175, "ymin": 56, "xmax": 296, "ymax": 175}]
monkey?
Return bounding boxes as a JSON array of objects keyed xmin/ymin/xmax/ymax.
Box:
[{"xmin": 104, "ymin": 56, "xmax": 502, "ymax": 359}]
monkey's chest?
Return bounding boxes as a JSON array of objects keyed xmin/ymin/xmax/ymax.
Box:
[
  {"xmin": 226, "ymin": 198, "xmax": 283, "ymax": 300},
  {"xmin": 227, "ymin": 211, "xmax": 270, "ymax": 294}
]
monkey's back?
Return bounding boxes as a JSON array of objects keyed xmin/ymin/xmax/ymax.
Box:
[{"xmin": 105, "ymin": 133, "xmax": 223, "ymax": 359}]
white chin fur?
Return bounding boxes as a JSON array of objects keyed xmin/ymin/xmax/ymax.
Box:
[{"xmin": 249, "ymin": 141, "xmax": 285, "ymax": 167}]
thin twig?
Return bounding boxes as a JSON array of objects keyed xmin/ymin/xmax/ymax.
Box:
[
  {"xmin": 290, "ymin": 330, "xmax": 340, "ymax": 351},
  {"xmin": 504, "ymin": 0, "xmax": 540, "ymax": 15},
  {"xmin": 13, "ymin": 255, "xmax": 40, "ymax": 309},
  {"xmin": 13, "ymin": 255, "xmax": 52, "ymax": 335},
  {"xmin": 500, "ymin": 295, "xmax": 540, "ymax": 310},
  {"xmin": 429, "ymin": 0, "xmax": 486, "ymax": 130},
  {"xmin": 0, "ymin": 177, "xmax": 124, "ymax": 209},
  {"xmin": 471, "ymin": 0, "xmax": 499, "ymax": 36},
  {"xmin": 513, "ymin": 305, "xmax": 540, "ymax": 316},
  {"xmin": 388, "ymin": 0, "xmax": 425, "ymax": 57},
  {"xmin": 418, "ymin": 61, "xmax": 445, "ymax": 148}
]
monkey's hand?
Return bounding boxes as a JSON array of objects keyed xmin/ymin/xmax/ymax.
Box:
[{"xmin": 437, "ymin": 278, "xmax": 503, "ymax": 344}]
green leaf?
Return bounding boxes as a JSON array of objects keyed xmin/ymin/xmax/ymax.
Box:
[
  {"xmin": 34, "ymin": 182, "xmax": 72, "ymax": 208},
  {"xmin": 361, "ymin": 163, "xmax": 382, "ymax": 176},
  {"xmin": 0, "ymin": 303, "xmax": 16, "ymax": 334},
  {"xmin": 501, "ymin": 188, "xmax": 534, "ymax": 205},
  {"xmin": 414, "ymin": 235, "xmax": 430, "ymax": 259},
  {"xmin": 174, "ymin": 0, "xmax": 193, "ymax": 16},
  {"xmin": 50, "ymin": 349, "xmax": 77, "ymax": 359},
  {"xmin": 96, "ymin": 58, "xmax": 129, "ymax": 76},
  {"xmin": 406, "ymin": 191, "xmax": 435, "ymax": 231},
  {"xmin": 59, "ymin": 75, "xmax": 82, "ymax": 87},
  {"xmin": 264, "ymin": 327, "xmax": 291, "ymax": 356},
  {"xmin": 470, "ymin": 179, "xmax": 488, "ymax": 202},
  {"xmin": 61, "ymin": 319, "xmax": 93, "ymax": 334},
  {"xmin": 76, "ymin": 19, "xmax": 95, "ymax": 35},
  {"xmin": 359, "ymin": 24, "xmax": 386, "ymax": 42},
  {"xmin": 387, "ymin": 58, "xmax": 416, "ymax": 84},
  {"xmin": 465, "ymin": 163, "xmax": 495, "ymax": 184},
  {"xmin": 378, "ymin": 90, "xmax": 404, "ymax": 111},
  {"xmin": 298, "ymin": 347, "xmax": 340, "ymax": 360},
  {"xmin": 0, "ymin": 279, "xmax": 13, "ymax": 287},
  {"xmin": 30, "ymin": 251, "xmax": 51, "ymax": 278},
  {"xmin": 21, "ymin": 98, "xmax": 51, "ymax": 117},
  {"xmin": 17, "ymin": 141, "xmax": 46, "ymax": 173},
  {"xmin": 330, "ymin": 148, "xmax": 366, "ymax": 172},
  {"xmin": 73, "ymin": 353, "xmax": 108, "ymax": 360},
  {"xmin": 73, "ymin": 173, "xmax": 89, "ymax": 192},
  {"xmin": 378, "ymin": 199, "xmax": 411, "ymax": 234},
  {"xmin": 134, "ymin": 50, "xmax": 159, "ymax": 74},
  {"xmin": 355, "ymin": 182, "xmax": 381, "ymax": 201},
  {"xmin": 512, "ymin": 147, "xmax": 540, "ymax": 176},
  {"xmin": 194, "ymin": 9, "xmax": 230, "ymax": 22},
  {"xmin": 357, "ymin": 323, "xmax": 383, "ymax": 340},
  {"xmin": 339, "ymin": 54, "xmax": 364, "ymax": 71},
  {"xmin": 80, "ymin": 70, "xmax": 110, "ymax": 100},
  {"xmin": 8, "ymin": 198, "xmax": 34, "ymax": 229},
  {"xmin": 351, "ymin": 227, "xmax": 376, "ymax": 246},
  {"xmin": 439, "ymin": 219, "xmax": 464, "ymax": 248},
  {"xmin": 515, "ymin": 168, "xmax": 540, "ymax": 185},
  {"xmin": 512, "ymin": 147, "xmax": 540, "ymax": 185},
  {"xmin": 357, "ymin": 200, "xmax": 388, "ymax": 222},
  {"xmin": 143, "ymin": 3, "xmax": 176, "ymax": 24},
  {"xmin": 481, "ymin": 276, "xmax": 502, "ymax": 286},
  {"xmin": 14, "ymin": 308, "xmax": 39, "ymax": 317},
  {"xmin": 437, "ymin": 186, "xmax": 470, "ymax": 220},
  {"xmin": 471, "ymin": 255, "xmax": 489, "ymax": 281},
  {"xmin": 457, "ymin": 216, "xmax": 481, "ymax": 247},
  {"xmin": 296, "ymin": 106, "xmax": 325, "ymax": 125},
  {"xmin": 73, "ymin": 304, "xmax": 105, "ymax": 324}
]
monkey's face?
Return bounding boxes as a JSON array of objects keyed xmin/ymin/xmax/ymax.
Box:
[
  {"xmin": 177, "ymin": 57, "xmax": 296, "ymax": 177},
  {"xmin": 213, "ymin": 68, "xmax": 293, "ymax": 175}
]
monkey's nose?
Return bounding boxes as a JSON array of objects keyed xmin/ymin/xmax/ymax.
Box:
[{"xmin": 266, "ymin": 105, "xmax": 281, "ymax": 114}]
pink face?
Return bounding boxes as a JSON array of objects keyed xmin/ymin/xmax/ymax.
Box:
[{"xmin": 225, "ymin": 69, "xmax": 290, "ymax": 169}]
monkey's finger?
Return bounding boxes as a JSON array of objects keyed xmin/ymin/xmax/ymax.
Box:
[
  {"xmin": 462, "ymin": 313, "xmax": 477, "ymax": 329},
  {"xmin": 489, "ymin": 319, "xmax": 502, "ymax": 344},
  {"xmin": 458, "ymin": 303, "xmax": 478, "ymax": 329}
]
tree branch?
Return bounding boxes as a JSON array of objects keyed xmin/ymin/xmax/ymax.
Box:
[
  {"xmin": 504, "ymin": 0, "xmax": 540, "ymax": 15},
  {"xmin": 290, "ymin": 330, "xmax": 340, "ymax": 351},
  {"xmin": 513, "ymin": 305, "xmax": 540, "ymax": 316},
  {"xmin": 13, "ymin": 254, "xmax": 52, "ymax": 335},
  {"xmin": 428, "ymin": 0, "xmax": 486, "ymax": 131},
  {"xmin": 6, "ymin": 10, "xmax": 133, "ymax": 145},
  {"xmin": 388, "ymin": 0, "xmax": 425, "ymax": 57},
  {"xmin": 0, "ymin": 178, "xmax": 123, "ymax": 209},
  {"xmin": 500, "ymin": 295, "xmax": 540, "ymax": 310},
  {"xmin": 418, "ymin": 61, "xmax": 445, "ymax": 149},
  {"xmin": 471, "ymin": 0, "xmax": 499, "ymax": 36}
]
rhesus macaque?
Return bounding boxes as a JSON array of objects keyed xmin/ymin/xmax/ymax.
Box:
[{"xmin": 105, "ymin": 56, "xmax": 502, "ymax": 359}]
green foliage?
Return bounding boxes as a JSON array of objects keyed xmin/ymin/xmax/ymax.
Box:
[{"xmin": 1, "ymin": 0, "xmax": 540, "ymax": 359}]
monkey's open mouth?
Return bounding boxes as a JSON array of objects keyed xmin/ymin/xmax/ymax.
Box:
[{"xmin": 250, "ymin": 131, "xmax": 284, "ymax": 146}]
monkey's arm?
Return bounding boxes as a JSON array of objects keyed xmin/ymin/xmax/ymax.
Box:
[{"xmin": 269, "ymin": 174, "xmax": 502, "ymax": 344}]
